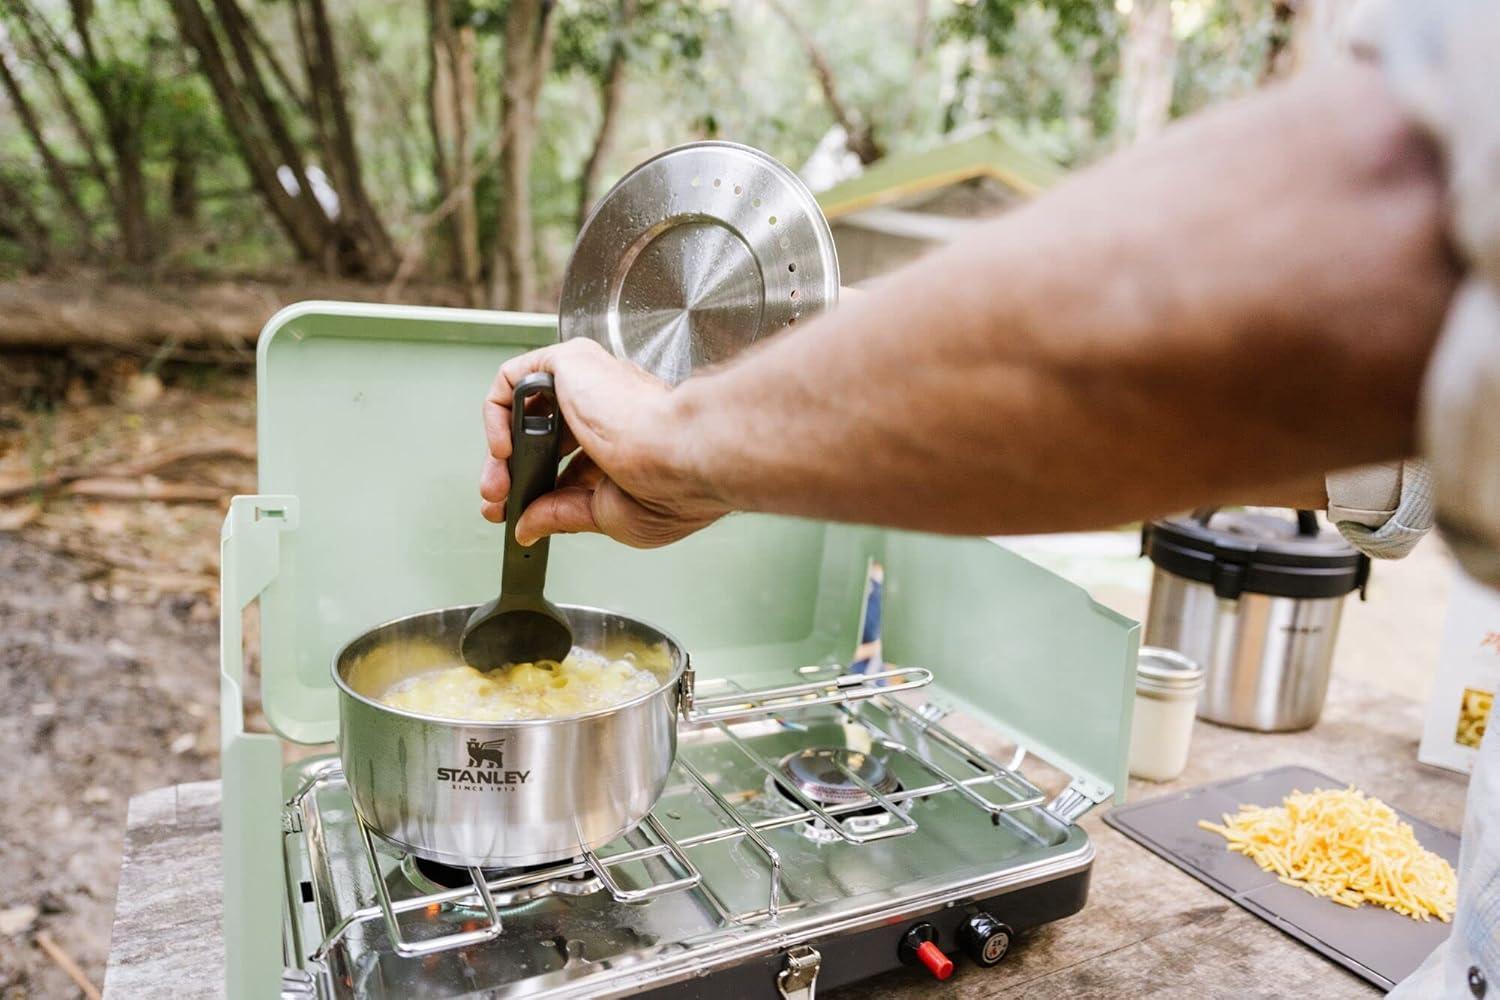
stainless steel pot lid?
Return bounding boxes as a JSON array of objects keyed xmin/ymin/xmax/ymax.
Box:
[{"xmin": 559, "ymin": 141, "xmax": 839, "ymax": 385}]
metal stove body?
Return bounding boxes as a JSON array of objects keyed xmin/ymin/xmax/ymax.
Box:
[{"xmin": 223, "ymin": 304, "xmax": 1139, "ymax": 999}]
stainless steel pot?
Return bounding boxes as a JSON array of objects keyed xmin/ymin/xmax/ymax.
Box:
[
  {"xmin": 334, "ymin": 602, "xmax": 689, "ymax": 868},
  {"xmin": 1141, "ymin": 509, "xmax": 1368, "ymax": 733}
]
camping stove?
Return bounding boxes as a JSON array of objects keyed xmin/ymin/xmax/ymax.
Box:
[
  {"xmin": 223, "ymin": 303, "xmax": 1138, "ymax": 1000},
  {"xmin": 279, "ymin": 676, "xmax": 1093, "ymax": 999}
]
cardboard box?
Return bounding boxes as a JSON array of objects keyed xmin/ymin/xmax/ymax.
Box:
[{"xmin": 1419, "ymin": 571, "xmax": 1500, "ymax": 774}]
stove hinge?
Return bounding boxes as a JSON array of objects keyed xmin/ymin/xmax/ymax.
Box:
[
  {"xmin": 777, "ymin": 944, "xmax": 822, "ymax": 1000},
  {"xmin": 1046, "ymin": 776, "xmax": 1112, "ymax": 825}
]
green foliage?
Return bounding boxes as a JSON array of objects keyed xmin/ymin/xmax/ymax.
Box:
[
  {"xmin": 0, "ymin": 0, "xmax": 1278, "ymax": 281},
  {"xmin": 1172, "ymin": 0, "xmax": 1278, "ymax": 117},
  {"xmin": 941, "ymin": 0, "xmax": 1122, "ymax": 162}
]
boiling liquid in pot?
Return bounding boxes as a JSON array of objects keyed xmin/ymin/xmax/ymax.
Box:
[{"xmin": 379, "ymin": 645, "xmax": 668, "ymax": 722}]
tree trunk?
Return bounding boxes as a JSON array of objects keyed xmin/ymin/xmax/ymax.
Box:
[
  {"xmin": 490, "ymin": 0, "xmax": 556, "ymax": 311},
  {"xmin": 209, "ymin": 0, "xmax": 321, "ymax": 229},
  {"xmin": 1261, "ymin": 1, "xmax": 1297, "ymax": 81},
  {"xmin": 428, "ymin": 0, "xmax": 482, "ymax": 303},
  {"xmin": 764, "ymin": 0, "xmax": 882, "ymax": 165},
  {"xmin": 1114, "ymin": 0, "xmax": 1177, "ymax": 147},
  {"xmin": 300, "ymin": 0, "xmax": 395, "ymax": 277},
  {"xmin": 0, "ymin": 40, "xmax": 93, "ymax": 242},
  {"xmin": 0, "ymin": 167, "xmax": 51, "ymax": 270},
  {"xmin": 6, "ymin": 1, "xmax": 116, "ymax": 202},
  {"xmin": 107, "ymin": 121, "xmax": 152, "ymax": 264},
  {"xmin": 575, "ymin": 0, "xmax": 636, "ymax": 232},
  {"xmin": 168, "ymin": 0, "xmax": 333, "ymax": 267},
  {"xmin": 240, "ymin": 1, "xmax": 310, "ymax": 114},
  {"xmin": 169, "ymin": 139, "xmax": 198, "ymax": 222},
  {"xmin": 66, "ymin": 0, "xmax": 155, "ymax": 264}
]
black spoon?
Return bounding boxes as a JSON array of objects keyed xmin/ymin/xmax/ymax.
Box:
[{"xmin": 460, "ymin": 372, "xmax": 574, "ymax": 669}]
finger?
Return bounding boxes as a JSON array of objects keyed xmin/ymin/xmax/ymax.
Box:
[
  {"xmin": 483, "ymin": 369, "xmax": 515, "ymax": 462},
  {"xmin": 490, "ymin": 342, "xmax": 605, "ymax": 461},
  {"xmin": 480, "ymin": 454, "xmax": 509, "ymax": 504},
  {"xmin": 499, "ymin": 340, "xmax": 626, "ymax": 451},
  {"xmin": 514, "ymin": 486, "xmax": 600, "ymax": 545},
  {"xmin": 480, "ymin": 499, "xmax": 506, "ymax": 524},
  {"xmin": 496, "ymin": 337, "xmax": 607, "ymax": 389},
  {"xmin": 556, "ymin": 452, "xmax": 605, "ymax": 492}
]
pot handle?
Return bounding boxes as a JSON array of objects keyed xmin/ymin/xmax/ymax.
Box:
[
  {"xmin": 1189, "ymin": 506, "xmax": 1321, "ymax": 536},
  {"xmin": 680, "ymin": 665, "xmax": 933, "ymax": 726}
]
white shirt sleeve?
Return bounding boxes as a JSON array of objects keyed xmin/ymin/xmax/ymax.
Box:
[{"xmin": 1354, "ymin": 0, "xmax": 1500, "ymax": 586}]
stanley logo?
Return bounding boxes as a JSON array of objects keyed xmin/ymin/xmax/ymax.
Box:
[{"xmin": 436, "ymin": 738, "xmax": 531, "ymax": 789}]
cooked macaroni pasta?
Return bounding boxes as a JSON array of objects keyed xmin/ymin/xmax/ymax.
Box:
[{"xmin": 381, "ymin": 647, "xmax": 666, "ymax": 721}]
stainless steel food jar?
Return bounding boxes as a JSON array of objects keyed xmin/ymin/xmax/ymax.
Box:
[
  {"xmin": 333, "ymin": 603, "xmax": 689, "ymax": 867},
  {"xmin": 1141, "ymin": 510, "xmax": 1368, "ymax": 732}
]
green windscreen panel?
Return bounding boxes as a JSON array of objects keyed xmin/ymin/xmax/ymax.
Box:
[
  {"xmin": 880, "ymin": 531, "xmax": 1138, "ymax": 803},
  {"xmin": 254, "ymin": 303, "xmax": 870, "ymax": 744}
]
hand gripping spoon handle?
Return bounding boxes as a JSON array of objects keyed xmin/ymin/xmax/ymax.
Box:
[{"xmin": 460, "ymin": 372, "xmax": 574, "ymax": 669}]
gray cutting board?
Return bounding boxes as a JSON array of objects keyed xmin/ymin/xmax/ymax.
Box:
[{"xmin": 1103, "ymin": 765, "xmax": 1459, "ymax": 991}]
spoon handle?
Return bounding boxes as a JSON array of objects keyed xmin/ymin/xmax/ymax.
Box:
[{"xmin": 501, "ymin": 373, "xmax": 562, "ymax": 600}]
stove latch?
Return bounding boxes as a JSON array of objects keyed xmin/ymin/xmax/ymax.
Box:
[
  {"xmin": 777, "ymin": 944, "xmax": 822, "ymax": 1000},
  {"xmin": 279, "ymin": 967, "xmax": 317, "ymax": 999}
]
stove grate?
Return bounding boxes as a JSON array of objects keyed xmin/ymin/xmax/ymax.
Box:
[{"xmin": 288, "ymin": 674, "xmax": 1055, "ymax": 968}]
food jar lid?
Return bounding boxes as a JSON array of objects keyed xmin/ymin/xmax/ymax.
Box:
[
  {"xmin": 1141, "ymin": 509, "xmax": 1369, "ymax": 600},
  {"xmin": 1135, "ymin": 646, "xmax": 1203, "ymax": 698}
]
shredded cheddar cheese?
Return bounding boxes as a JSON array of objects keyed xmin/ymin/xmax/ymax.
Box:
[{"xmin": 1198, "ymin": 786, "xmax": 1457, "ymax": 922}]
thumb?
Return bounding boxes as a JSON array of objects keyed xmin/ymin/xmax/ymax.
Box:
[{"xmin": 513, "ymin": 487, "xmax": 599, "ymax": 545}]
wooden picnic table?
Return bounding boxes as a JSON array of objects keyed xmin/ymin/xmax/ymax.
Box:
[{"xmin": 103, "ymin": 671, "xmax": 1469, "ymax": 999}]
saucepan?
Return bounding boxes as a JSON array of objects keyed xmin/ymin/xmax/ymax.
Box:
[
  {"xmin": 333, "ymin": 603, "xmax": 690, "ymax": 868},
  {"xmin": 333, "ymin": 603, "xmax": 939, "ymax": 868}
]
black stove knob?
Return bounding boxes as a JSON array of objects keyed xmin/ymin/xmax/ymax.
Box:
[{"xmin": 959, "ymin": 913, "xmax": 1012, "ymax": 967}]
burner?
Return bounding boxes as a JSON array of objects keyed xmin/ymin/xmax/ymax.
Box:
[
  {"xmin": 407, "ymin": 855, "xmax": 576, "ymax": 891},
  {"xmin": 777, "ymin": 747, "xmax": 898, "ymax": 806}
]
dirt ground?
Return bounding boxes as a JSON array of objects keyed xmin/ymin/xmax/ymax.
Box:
[{"xmin": 0, "ymin": 361, "xmax": 255, "ymax": 998}]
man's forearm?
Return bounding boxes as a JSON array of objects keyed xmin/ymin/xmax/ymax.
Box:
[{"xmin": 661, "ymin": 65, "xmax": 1456, "ymax": 535}]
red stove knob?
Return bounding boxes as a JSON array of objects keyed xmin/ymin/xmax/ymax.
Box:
[
  {"xmin": 915, "ymin": 940, "xmax": 954, "ymax": 980},
  {"xmin": 899, "ymin": 923, "xmax": 954, "ymax": 981}
]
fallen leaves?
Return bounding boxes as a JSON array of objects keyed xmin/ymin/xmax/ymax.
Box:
[
  {"xmin": 0, "ymin": 905, "xmax": 39, "ymax": 936},
  {"xmin": 0, "ymin": 373, "xmax": 256, "ymax": 602}
]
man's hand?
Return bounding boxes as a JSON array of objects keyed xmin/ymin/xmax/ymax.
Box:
[{"xmin": 480, "ymin": 339, "xmax": 729, "ymax": 547}]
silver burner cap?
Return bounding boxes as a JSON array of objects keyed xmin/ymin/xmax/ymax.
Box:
[{"xmin": 778, "ymin": 748, "xmax": 896, "ymax": 805}]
